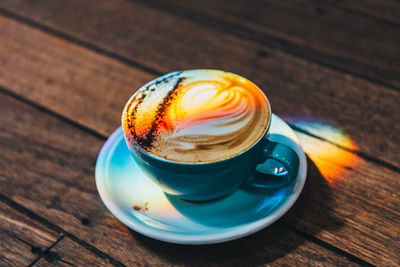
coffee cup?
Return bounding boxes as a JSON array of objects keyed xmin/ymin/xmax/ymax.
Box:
[{"xmin": 122, "ymin": 70, "xmax": 299, "ymax": 201}]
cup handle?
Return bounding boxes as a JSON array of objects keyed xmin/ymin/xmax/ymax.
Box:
[{"xmin": 247, "ymin": 139, "xmax": 300, "ymax": 189}]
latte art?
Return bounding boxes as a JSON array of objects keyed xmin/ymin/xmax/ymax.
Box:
[{"xmin": 122, "ymin": 70, "xmax": 270, "ymax": 163}]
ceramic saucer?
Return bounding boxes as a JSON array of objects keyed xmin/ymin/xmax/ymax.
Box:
[{"xmin": 95, "ymin": 114, "xmax": 307, "ymax": 245}]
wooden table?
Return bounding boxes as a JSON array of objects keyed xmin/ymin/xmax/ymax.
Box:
[{"xmin": 1, "ymin": 0, "xmax": 399, "ymax": 266}]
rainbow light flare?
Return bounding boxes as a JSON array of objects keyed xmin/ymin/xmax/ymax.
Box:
[
  {"xmin": 122, "ymin": 70, "xmax": 270, "ymax": 163},
  {"xmin": 96, "ymin": 116, "xmax": 306, "ymax": 237},
  {"xmin": 284, "ymin": 117, "xmax": 360, "ymax": 187}
]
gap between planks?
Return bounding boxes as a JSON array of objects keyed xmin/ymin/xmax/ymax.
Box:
[
  {"xmin": 318, "ymin": 0, "xmax": 400, "ymax": 26},
  {"xmin": 0, "ymin": 49, "xmax": 399, "ymax": 175},
  {"xmin": 0, "ymin": 6, "xmax": 395, "ymax": 265},
  {"xmin": 0, "ymin": 8, "xmax": 398, "ymax": 173},
  {"xmin": 0, "ymin": 83, "xmax": 380, "ymax": 267},
  {"xmin": 0, "ymin": 188, "xmax": 125, "ymax": 266},
  {"xmin": 132, "ymin": 0, "xmax": 400, "ymax": 93},
  {"xmin": 0, "ymin": 7, "xmax": 162, "ymax": 78},
  {"xmin": 0, "ymin": 167, "xmax": 372, "ymax": 267},
  {"xmin": 0, "ymin": 4, "xmax": 399, "ymax": 168},
  {"xmin": 0, "ymin": 4, "xmax": 398, "ymax": 96},
  {"xmin": 27, "ymin": 235, "xmax": 65, "ymax": 266}
]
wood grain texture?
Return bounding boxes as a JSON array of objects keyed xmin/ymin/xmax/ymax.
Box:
[
  {"xmin": 0, "ymin": 15, "xmax": 399, "ymax": 264},
  {"xmin": 2, "ymin": 0, "xmax": 397, "ymax": 90},
  {"xmin": 147, "ymin": 0, "xmax": 400, "ymax": 89},
  {"xmin": 284, "ymin": 132, "xmax": 400, "ymax": 265},
  {"xmin": 35, "ymin": 237, "xmax": 113, "ymax": 266},
  {"xmin": 0, "ymin": 91, "xmax": 359, "ymax": 266},
  {"xmin": 0, "ymin": 201, "xmax": 60, "ymax": 266},
  {"xmin": 322, "ymin": 0, "xmax": 400, "ymax": 23},
  {"xmin": 0, "ymin": 3, "xmax": 399, "ymax": 265},
  {"xmin": 0, "ymin": 7, "xmax": 399, "ymax": 168}
]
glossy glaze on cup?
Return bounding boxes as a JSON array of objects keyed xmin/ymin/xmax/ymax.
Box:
[
  {"xmin": 122, "ymin": 70, "xmax": 276, "ymax": 201},
  {"xmin": 132, "ymin": 129, "xmax": 270, "ymax": 201}
]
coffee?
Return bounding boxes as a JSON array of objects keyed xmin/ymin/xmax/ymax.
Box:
[{"xmin": 122, "ymin": 70, "xmax": 270, "ymax": 163}]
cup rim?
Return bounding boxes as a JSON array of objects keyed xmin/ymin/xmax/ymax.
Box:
[{"xmin": 122, "ymin": 69, "xmax": 272, "ymax": 166}]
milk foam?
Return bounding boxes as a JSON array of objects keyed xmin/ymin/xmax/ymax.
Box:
[{"xmin": 122, "ymin": 70, "xmax": 270, "ymax": 163}]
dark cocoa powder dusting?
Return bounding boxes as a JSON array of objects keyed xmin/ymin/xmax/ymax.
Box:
[
  {"xmin": 125, "ymin": 72, "xmax": 183, "ymax": 149},
  {"xmin": 127, "ymin": 92, "xmax": 147, "ymax": 145},
  {"xmin": 131, "ymin": 77, "xmax": 183, "ymax": 149}
]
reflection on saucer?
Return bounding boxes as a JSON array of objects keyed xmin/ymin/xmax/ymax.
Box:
[{"xmin": 95, "ymin": 114, "xmax": 307, "ymax": 244}]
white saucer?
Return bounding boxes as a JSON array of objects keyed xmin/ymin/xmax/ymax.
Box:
[{"xmin": 95, "ymin": 114, "xmax": 307, "ymax": 245}]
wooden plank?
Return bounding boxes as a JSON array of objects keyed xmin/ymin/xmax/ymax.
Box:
[
  {"xmin": 0, "ymin": 93, "xmax": 359, "ymax": 267},
  {"xmin": 322, "ymin": 0, "xmax": 400, "ymax": 23},
  {"xmin": 145, "ymin": 0, "xmax": 400, "ymax": 89},
  {"xmin": 284, "ymin": 132, "xmax": 400, "ymax": 265},
  {"xmin": 0, "ymin": 16, "xmax": 154, "ymax": 136},
  {"xmin": 35, "ymin": 237, "xmax": 113, "ymax": 266},
  {"xmin": 0, "ymin": 8, "xmax": 399, "ymax": 169},
  {"xmin": 0, "ymin": 201, "xmax": 60, "ymax": 266},
  {"xmin": 0, "ymin": 10, "xmax": 399, "ymax": 265},
  {"xmin": 0, "ymin": 15, "xmax": 399, "ymax": 264},
  {"xmin": 1, "ymin": 0, "xmax": 398, "ymax": 90}
]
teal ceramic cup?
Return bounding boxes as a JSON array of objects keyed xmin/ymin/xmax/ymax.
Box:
[{"xmin": 122, "ymin": 71, "xmax": 299, "ymax": 201}]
